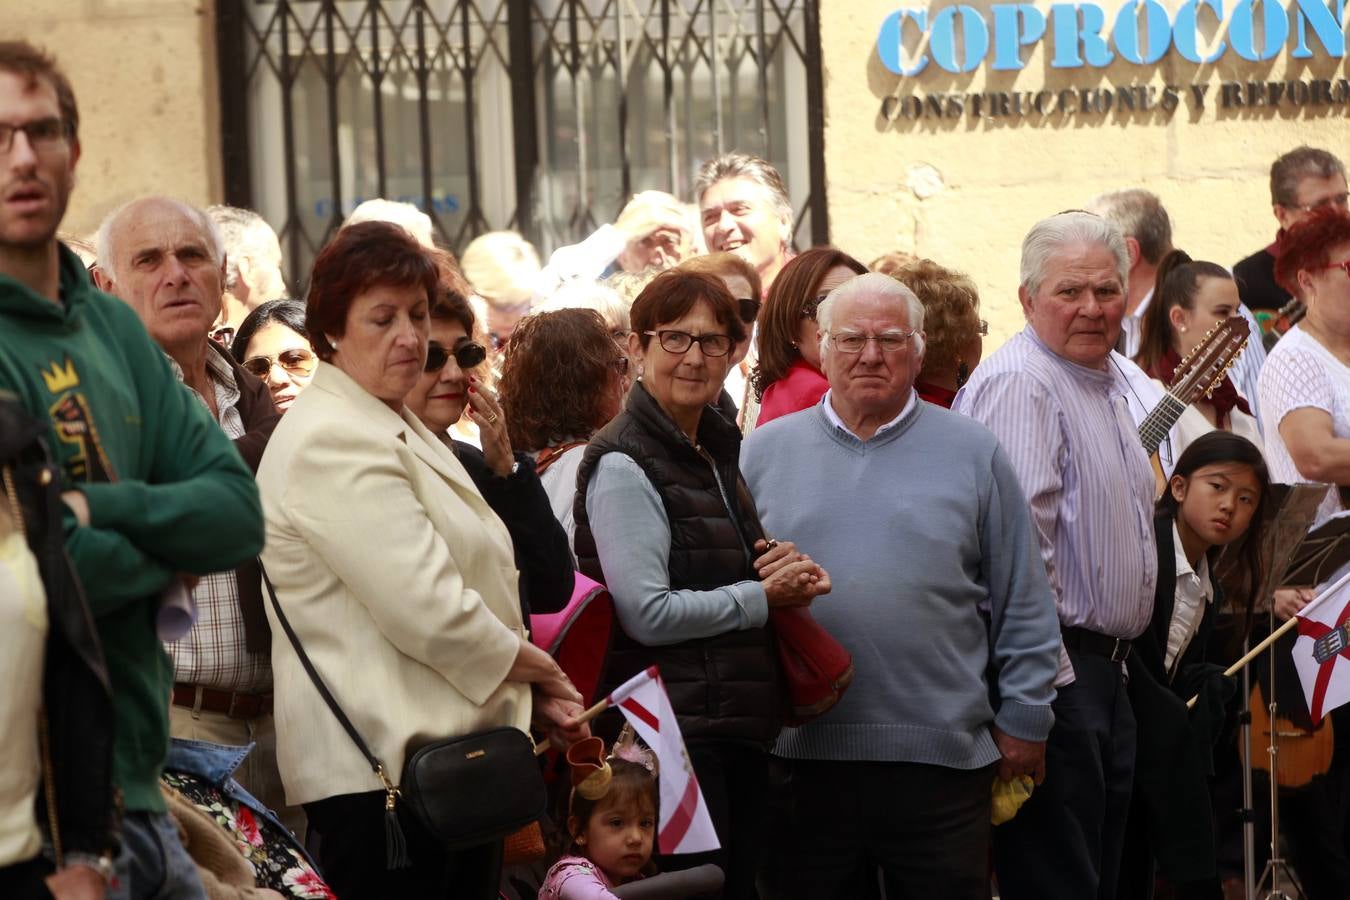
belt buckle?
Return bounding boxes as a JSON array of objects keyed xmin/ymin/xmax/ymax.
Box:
[{"xmin": 1110, "ymin": 639, "xmax": 1131, "ymax": 663}]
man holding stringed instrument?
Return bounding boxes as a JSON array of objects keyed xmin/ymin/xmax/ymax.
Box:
[{"xmin": 953, "ymin": 210, "xmax": 1157, "ymax": 900}]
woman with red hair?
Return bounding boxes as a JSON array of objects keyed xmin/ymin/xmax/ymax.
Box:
[
  {"xmin": 1254, "ymin": 206, "xmax": 1350, "ymax": 899},
  {"xmin": 1259, "ymin": 207, "xmax": 1350, "ymax": 527}
]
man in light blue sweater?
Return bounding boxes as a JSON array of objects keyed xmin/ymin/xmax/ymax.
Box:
[{"xmin": 741, "ymin": 273, "xmax": 1060, "ymax": 899}]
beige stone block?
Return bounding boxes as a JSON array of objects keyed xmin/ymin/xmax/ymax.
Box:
[{"xmin": 1, "ymin": 0, "xmax": 222, "ymax": 239}]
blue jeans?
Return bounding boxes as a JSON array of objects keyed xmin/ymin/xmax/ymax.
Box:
[{"xmin": 108, "ymin": 811, "xmax": 207, "ymax": 900}]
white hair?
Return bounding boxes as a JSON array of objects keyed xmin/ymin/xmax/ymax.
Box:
[
  {"xmin": 95, "ymin": 196, "xmax": 224, "ymax": 284},
  {"xmin": 1020, "ymin": 210, "xmax": 1129, "ymax": 296},
  {"xmin": 461, "ymin": 231, "xmax": 541, "ymax": 308},
  {"xmin": 533, "ymin": 281, "xmax": 630, "ymax": 333},
  {"xmin": 344, "ymin": 199, "xmax": 436, "ymax": 248},
  {"xmin": 816, "ymin": 272, "xmax": 926, "ymax": 359},
  {"xmin": 207, "ymin": 205, "xmax": 282, "ymax": 291}
]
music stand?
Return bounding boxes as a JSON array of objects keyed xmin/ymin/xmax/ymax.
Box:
[{"xmin": 1242, "ymin": 484, "xmax": 1331, "ymax": 900}]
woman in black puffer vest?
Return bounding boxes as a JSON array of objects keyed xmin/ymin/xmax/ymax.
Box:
[{"xmin": 573, "ymin": 270, "xmax": 830, "ymax": 897}]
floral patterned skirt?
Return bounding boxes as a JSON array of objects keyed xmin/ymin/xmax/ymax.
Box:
[{"xmin": 161, "ymin": 770, "xmax": 334, "ymax": 899}]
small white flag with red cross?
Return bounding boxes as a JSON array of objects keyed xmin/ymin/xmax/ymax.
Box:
[
  {"xmin": 608, "ymin": 666, "xmax": 720, "ymax": 855},
  {"xmin": 1293, "ymin": 569, "xmax": 1350, "ymax": 724}
]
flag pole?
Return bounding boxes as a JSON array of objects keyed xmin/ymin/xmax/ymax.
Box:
[
  {"xmin": 534, "ymin": 695, "xmax": 612, "ymax": 756},
  {"xmin": 1186, "ymin": 568, "xmax": 1350, "ymax": 709}
]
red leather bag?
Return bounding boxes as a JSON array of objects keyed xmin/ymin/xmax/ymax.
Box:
[
  {"xmin": 734, "ymin": 480, "xmax": 854, "ymax": 725},
  {"xmin": 771, "ymin": 605, "xmax": 856, "ymax": 726}
]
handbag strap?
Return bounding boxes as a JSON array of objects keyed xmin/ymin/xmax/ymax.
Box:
[{"xmin": 260, "ymin": 565, "xmax": 392, "ymax": 786}]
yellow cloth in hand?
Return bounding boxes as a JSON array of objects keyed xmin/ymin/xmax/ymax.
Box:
[{"xmin": 991, "ymin": 775, "xmax": 1034, "ymax": 825}]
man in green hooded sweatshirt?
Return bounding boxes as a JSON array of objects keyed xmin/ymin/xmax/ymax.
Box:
[{"xmin": 0, "ymin": 41, "xmax": 264, "ymax": 900}]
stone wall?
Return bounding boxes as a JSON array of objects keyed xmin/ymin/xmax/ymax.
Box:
[
  {"xmin": 2, "ymin": 0, "xmax": 222, "ymax": 239},
  {"xmin": 820, "ymin": 1, "xmax": 1349, "ymax": 344}
]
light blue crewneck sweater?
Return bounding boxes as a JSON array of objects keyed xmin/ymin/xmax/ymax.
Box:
[{"xmin": 740, "ymin": 398, "xmax": 1060, "ymax": 769}]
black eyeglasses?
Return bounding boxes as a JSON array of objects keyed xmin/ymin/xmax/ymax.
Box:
[
  {"xmin": 977, "ymin": 319, "xmax": 989, "ymax": 336},
  {"xmin": 1292, "ymin": 192, "xmax": 1350, "ymax": 214},
  {"xmin": 800, "ymin": 294, "xmax": 828, "ymax": 321},
  {"xmin": 425, "ymin": 340, "xmax": 488, "ymax": 373},
  {"xmin": 737, "ymin": 297, "xmax": 761, "ymax": 325},
  {"xmin": 0, "ymin": 117, "xmax": 71, "ymax": 156},
  {"xmin": 644, "ymin": 330, "xmax": 733, "ymax": 357},
  {"xmin": 243, "ymin": 347, "xmax": 317, "ymax": 379}
]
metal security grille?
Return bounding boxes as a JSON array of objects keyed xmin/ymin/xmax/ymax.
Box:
[{"xmin": 217, "ymin": 0, "xmax": 826, "ymax": 287}]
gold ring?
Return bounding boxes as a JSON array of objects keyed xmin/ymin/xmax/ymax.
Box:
[{"xmin": 486, "ymin": 413, "xmax": 499, "ymax": 425}]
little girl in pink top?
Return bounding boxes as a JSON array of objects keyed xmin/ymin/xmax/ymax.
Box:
[{"xmin": 539, "ymin": 733, "xmax": 659, "ymax": 900}]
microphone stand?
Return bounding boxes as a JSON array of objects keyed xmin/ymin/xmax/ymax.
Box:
[
  {"xmin": 1253, "ymin": 609, "xmax": 1306, "ymax": 900},
  {"xmin": 1240, "ymin": 638, "xmax": 1255, "ymax": 900}
]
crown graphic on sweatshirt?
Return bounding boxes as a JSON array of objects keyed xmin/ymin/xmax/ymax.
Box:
[{"xmin": 41, "ymin": 358, "xmax": 80, "ymax": 394}]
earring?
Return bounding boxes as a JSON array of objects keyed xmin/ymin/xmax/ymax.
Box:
[{"xmin": 1178, "ymin": 327, "xmax": 1187, "ymax": 334}]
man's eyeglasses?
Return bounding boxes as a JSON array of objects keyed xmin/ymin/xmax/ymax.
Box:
[
  {"xmin": 242, "ymin": 347, "xmax": 317, "ymax": 380},
  {"xmin": 800, "ymin": 294, "xmax": 828, "ymax": 321},
  {"xmin": 0, "ymin": 117, "xmax": 72, "ymax": 156},
  {"xmin": 1291, "ymin": 192, "xmax": 1350, "ymax": 214},
  {"xmin": 828, "ymin": 330, "xmax": 917, "ymax": 354},
  {"xmin": 425, "ymin": 340, "xmax": 488, "ymax": 373},
  {"xmin": 210, "ymin": 326, "xmax": 236, "ymax": 347},
  {"xmin": 644, "ymin": 330, "xmax": 733, "ymax": 357},
  {"xmin": 977, "ymin": 319, "xmax": 989, "ymax": 336},
  {"xmin": 1317, "ymin": 259, "xmax": 1350, "ymax": 278},
  {"xmin": 737, "ymin": 297, "xmax": 761, "ymax": 325}
]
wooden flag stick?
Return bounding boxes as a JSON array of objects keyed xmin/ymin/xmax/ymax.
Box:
[
  {"xmin": 534, "ymin": 695, "xmax": 613, "ymax": 756},
  {"xmin": 1186, "ymin": 615, "xmax": 1299, "ymax": 709},
  {"xmin": 1185, "ymin": 568, "xmax": 1350, "ymax": 709}
]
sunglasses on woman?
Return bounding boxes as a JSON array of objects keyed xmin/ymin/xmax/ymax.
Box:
[
  {"xmin": 425, "ymin": 340, "xmax": 488, "ymax": 373},
  {"xmin": 242, "ymin": 347, "xmax": 317, "ymax": 380},
  {"xmin": 737, "ymin": 297, "xmax": 761, "ymax": 325}
]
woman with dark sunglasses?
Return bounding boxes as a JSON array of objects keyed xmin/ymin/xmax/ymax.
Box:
[
  {"xmin": 751, "ymin": 247, "xmax": 867, "ymax": 427},
  {"xmin": 404, "ymin": 254, "xmax": 575, "ymax": 620},
  {"xmin": 230, "ymin": 299, "xmax": 315, "ymax": 413}
]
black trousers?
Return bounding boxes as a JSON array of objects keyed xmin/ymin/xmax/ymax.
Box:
[
  {"xmin": 994, "ymin": 647, "xmax": 1136, "ymax": 900},
  {"xmin": 0, "ymin": 858, "xmax": 52, "ymax": 900},
  {"xmin": 654, "ymin": 740, "xmax": 768, "ymax": 899},
  {"xmin": 759, "ymin": 756, "xmax": 995, "ymax": 900},
  {"xmin": 304, "ymin": 789, "xmax": 502, "ymax": 900}
]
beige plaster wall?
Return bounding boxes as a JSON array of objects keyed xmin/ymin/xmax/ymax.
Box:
[
  {"xmin": 821, "ymin": 0, "xmax": 1350, "ymax": 346},
  {"xmin": 2, "ymin": 0, "xmax": 222, "ymax": 239}
]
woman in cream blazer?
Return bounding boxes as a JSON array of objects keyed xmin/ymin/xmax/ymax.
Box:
[{"xmin": 257, "ymin": 222, "xmax": 583, "ymax": 899}]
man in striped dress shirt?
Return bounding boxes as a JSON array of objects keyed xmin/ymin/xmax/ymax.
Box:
[{"xmin": 953, "ymin": 210, "xmax": 1158, "ymax": 900}]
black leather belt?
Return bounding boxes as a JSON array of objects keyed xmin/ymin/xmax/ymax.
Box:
[{"xmin": 1062, "ymin": 626, "xmax": 1132, "ymax": 663}]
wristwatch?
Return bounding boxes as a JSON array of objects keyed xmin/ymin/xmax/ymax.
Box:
[{"xmin": 64, "ymin": 851, "xmax": 116, "ymax": 884}]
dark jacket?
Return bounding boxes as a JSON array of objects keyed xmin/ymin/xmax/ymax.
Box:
[
  {"xmin": 452, "ymin": 440, "xmax": 574, "ymax": 618},
  {"xmin": 1125, "ymin": 514, "xmax": 1229, "ymax": 885},
  {"xmin": 574, "ymin": 382, "xmax": 782, "ymax": 745},
  {"xmin": 0, "ymin": 393, "xmax": 118, "ymax": 860},
  {"xmin": 211, "ymin": 341, "xmax": 279, "ymax": 654}
]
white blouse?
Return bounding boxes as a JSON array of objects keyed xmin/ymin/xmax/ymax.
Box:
[{"xmin": 1259, "ymin": 326, "xmax": 1350, "ymax": 525}]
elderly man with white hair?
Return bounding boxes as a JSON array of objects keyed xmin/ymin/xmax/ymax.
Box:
[
  {"xmin": 741, "ymin": 272, "xmax": 1060, "ymax": 899},
  {"xmin": 206, "ymin": 204, "xmax": 288, "ymax": 337},
  {"xmin": 95, "ymin": 196, "xmax": 292, "ymax": 826},
  {"xmin": 952, "ymin": 211, "xmax": 1158, "ymax": 900}
]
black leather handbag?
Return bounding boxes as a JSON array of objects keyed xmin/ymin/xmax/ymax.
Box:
[{"xmin": 262, "ymin": 568, "xmax": 546, "ymax": 868}]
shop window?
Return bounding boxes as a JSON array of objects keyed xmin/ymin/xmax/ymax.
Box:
[{"xmin": 219, "ymin": 0, "xmax": 826, "ymax": 289}]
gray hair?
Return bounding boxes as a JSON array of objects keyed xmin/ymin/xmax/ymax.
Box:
[
  {"xmin": 533, "ymin": 280, "xmax": 630, "ymax": 333},
  {"xmin": 207, "ymin": 205, "xmax": 281, "ymax": 291},
  {"xmin": 693, "ymin": 152, "xmax": 793, "ymax": 226},
  {"xmin": 1019, "ymin": 211, "xmax": 1128, "ymax": 297},
  {"xmin": 817, "ymin": 272, "xmax": 926, "ymax": 359},
  {"xmin": 1086, "ymin": 189, "xmax": 1172, "ymax": 265},
  {"xmin": 1271, "ymin": 146, "xmax": 1346, "ymax": 208},
  {"xmin": 95, "ymin": 196, "xmax": 224, "ymax": 284},
  {"xmin": 344, "ymin": 198, "xmax": 436, "ymax": 248}
]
